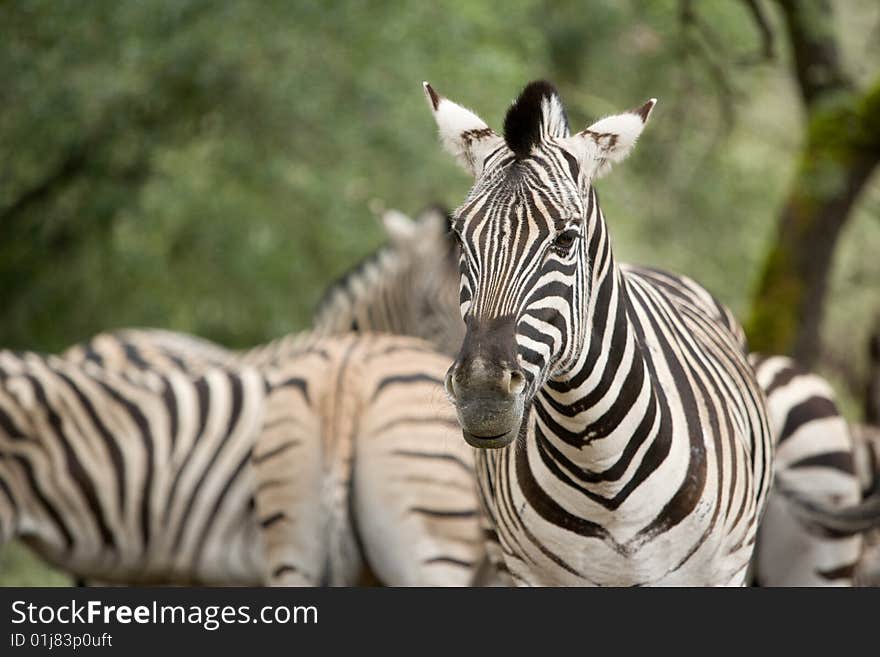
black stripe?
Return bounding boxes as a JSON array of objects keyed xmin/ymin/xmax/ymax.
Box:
[
  {"xmin": 162, "ymin": 378, "xmax": 179, "ymax": 451},
  {"xmin": 272, "ymin": 564, "xmax": 299, "ymax": 579},
  {"xmin": 252, "ymin": 440, "xmax": 300, "ymax": 465},
  {"xmin": 817, "ymin": 562, "xmax": 857, "ymax": 581},
  {"xmin": 371, "ymin": 373, "xmax": 444, "ymax": 401},
  {"xmin": 0, "ymin": 404, "xmax": 27, "ymax": 440},
  {"xmin": 779, "ymin": 396, "xmax": 839, "ymax": 443},
  {"xmin": 764, "ymin": 363, "xmax": 801, "ymax": 396},
  {"xmin": 271, "ymin": 376, "xmax": 309, "ymax": 403},
  {"xmin": 408, "ymin": 507, "xmax": 477, "ymax": 518},
  {"xmin": 788, "ymin": 450, "xmax": 854, "ymax": 473},
  {"xmin": 172, "ymin": 373, "xmax": 243, "ymax": 553},
  {"xmin": 260, "ymin": 511, "xmax": 287, "ymax": 528},
  {"xmin": 191, "ymin": 448, "xmax": 253, "ymax": 569},
  {"xmin": 56, "ymin": 370, "xmax": 127, "ymax": 519},
  {"xmin": 123, "ymin": 343, "xmax": 149, "ymax": 370}
]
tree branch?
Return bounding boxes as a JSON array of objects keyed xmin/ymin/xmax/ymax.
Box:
[
  {"xmin": 739, "ymin": 0, "xmax": 776, "ymax": 64},
  {"xmin": 678, "ymin": 0, "xmax": 736, "ymax": 130},
  {"xmin": 774, "ymin": 0, "xmax": 851, "ymax": 107}
]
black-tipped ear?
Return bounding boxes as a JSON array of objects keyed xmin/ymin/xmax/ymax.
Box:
[
  {"xmin": 423, "ymin": 81, "xmax": 440, "ymax": 111},
  {"xmin": 565, "ymin": 98, "xmax": 657, "ymax": 179},
  {"xmin": 423, "ymin": 81, "xmax": 505, "ymax": 177},
  {"xmin": 633, "ymin": 98, "xmax": 657, "ymax": 123}
]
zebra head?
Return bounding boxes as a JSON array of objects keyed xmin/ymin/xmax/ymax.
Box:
[
  {"xmin": 380, "ymin": 206, "xmax": 465, "ymax": 355},
  {"xmin": 425, "ymin": 80, "xmax": 655, "ymax": 448}
]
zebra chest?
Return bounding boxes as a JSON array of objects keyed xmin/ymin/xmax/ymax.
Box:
[{"xmin": 474, "ymin": 441, "xmax": 733, "ymax": 586}]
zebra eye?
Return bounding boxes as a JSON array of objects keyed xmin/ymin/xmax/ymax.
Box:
[{"xmin": 553, "ymin": 230, "xmax": 578, "ymax": 252}]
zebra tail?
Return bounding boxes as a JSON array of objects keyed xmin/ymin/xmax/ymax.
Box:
[{"xmin": 781, "ymin": 485, "xmax": 880, "ymax": 536}]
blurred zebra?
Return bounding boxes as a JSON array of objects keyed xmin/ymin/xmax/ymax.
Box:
[
  {"xmin": 313, "ymin": 205, "xmax": 465, "ymax": 356},
  {"xmin": 425, "ymin": 80, "xmax": 773, "ymax": 585},
  {"xmin": 57, "ymin": 329, "xmax": 481, "ymax": 585},
  {"xmin": 0, "ymin": 349, "xmax": 266, "ymax": 584},
  {"xmin": 749, "ymin": 353, "xmax": 863, "ymax": 586},
  {"xmin": 252, "ymin": 333, "xmax": 477, "ymax": 586},
  {"xmin": 852, "ymin": 422, "xmax": 880, "ymax": 585}
]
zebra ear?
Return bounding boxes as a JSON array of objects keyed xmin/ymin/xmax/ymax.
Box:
[
  {"xmin": 565, "ymin": 98, "xmax": 656, "ymax": 179},
  {"xmin": 413, "ymin": 205, "xmax": 447, "ymax": 236},
  {"xmin": 382, "ymin": 209, "xmax": 418, "ymax": 245},
  {"xmin": 423, "ymin": 82, "xmax": 504, "ymax": 177}
]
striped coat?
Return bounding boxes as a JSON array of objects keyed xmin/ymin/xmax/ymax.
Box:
[
  {"xmin": 427, "ymin": 80, "xmax": 773, "ymax": 585},
  {"xmin": 4, "ymin": 332, "xmax": 480, "ymax": 586}
]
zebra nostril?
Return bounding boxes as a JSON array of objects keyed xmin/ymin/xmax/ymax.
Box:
[
  {"xmin": 508, "ymin": 370, "xmax": 526, "ymax": 395},
  {"xmin": 444, "ymin": 368, "xmax": 458, "ymax": 399}
]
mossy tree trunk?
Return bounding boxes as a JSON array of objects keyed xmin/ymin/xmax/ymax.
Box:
[{"xmin": 745, "ymin": 0, "xmax": 880, "ymax": 367}]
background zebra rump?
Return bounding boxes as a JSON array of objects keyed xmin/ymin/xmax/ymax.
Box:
[
  {"xmin": 305, "ymin": 204, "xmax": 880, "ymax": 584},
  {"xmin": 60, "ymin": 329, "xmax": 481, "ymax": 585},
  {"xmin": 749, "ymin": 353, "xmax": 863, "ymax": 586},
  {"xmin": 852, "ymin": 423, "xmax": 880, "ymax": 585},
  {"xmin": 424, "ymin": 80, "xmax": 773, "ymax": 585},
  {"xmin": 0, "ymin": 349, "xmax": 266, "ymax": 584},
  {"xmin": 252, "ymin": 333, "xmax": 478, "ymax": 586}
]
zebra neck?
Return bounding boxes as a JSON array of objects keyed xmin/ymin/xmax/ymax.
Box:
[
  {"xmin": 540, "ymin": 246, "xmax": 665, "ymax": 487},
  {"xmin": 314, "ymin": 246, "xmax": 408, "ymax": 334}
]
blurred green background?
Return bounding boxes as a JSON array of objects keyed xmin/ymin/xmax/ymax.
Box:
[{"xmin": 1, "ymin": 0, "xmax": 878, "ymax": 584}]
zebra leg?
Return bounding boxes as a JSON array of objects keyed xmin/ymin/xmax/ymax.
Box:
[{"xmin": 251, "ymin": 381, "xmax": 326, "ymax": 587}]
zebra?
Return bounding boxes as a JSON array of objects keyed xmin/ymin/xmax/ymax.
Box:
[
  {"xmin": 0, "ymin": 349, "xmax": 266, "ymax": 585},
  {"xmin": 749, "ymin": 353, "xmax": 863, "ymax": 586},
  {"xmin": 314, "ymin": 205, "xmax": 465, "ymax": 356},
  {"xmin": 852, "ymin": 422, "xmax": 880, "ymax": 585},
  {"xmin": 48, "ymin": 329, "xmax": 481, "ymax": 586},
  {"xmin": 251, "ymin": 333, "xmax": 478, "ymax": 586},
  {"xmin": 308, "ymin": 201, "xmax": 880, "ymax": 585},
  {"xmin": 424, "ymin": 79, "xmax": 775, "ymax": 586}
]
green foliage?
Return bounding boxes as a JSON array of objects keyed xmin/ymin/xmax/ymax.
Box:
[
  {"xmin": 747, "ymin": 242, "xmax": 803, "ymax": 354},
  {"xmin": 0, "ymin": 542, "xmax": 70, "ymax": 587},
  {"xmin": 1, "ymin": 0, "xmax": 875, "ymax": 352}
]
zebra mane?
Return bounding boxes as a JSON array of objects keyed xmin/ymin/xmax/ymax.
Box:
[
  {"xmin": 313, "ymin": 205, "xmax": 456, "ymax": 325},
  {"xmin": 503, "ymin": 80, "xmax": 569, "ymax": 158},
  {"xmin": 313, "ymin": 243, "xmax": 398, "ymax": 320}
]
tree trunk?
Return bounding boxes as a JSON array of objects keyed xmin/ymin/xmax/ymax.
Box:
[
  {"xmin": 746, "ymin": 85, "xmax": 880, "ymax": 364},
  {"xmin": 745, "ymin": 0, "xmax": 880, "ymax": 367}
]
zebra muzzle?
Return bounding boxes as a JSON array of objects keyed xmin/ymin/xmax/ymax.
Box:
[{"xmin": 445, "ymin": 363, "xmax": 526, "ymax": 449}]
